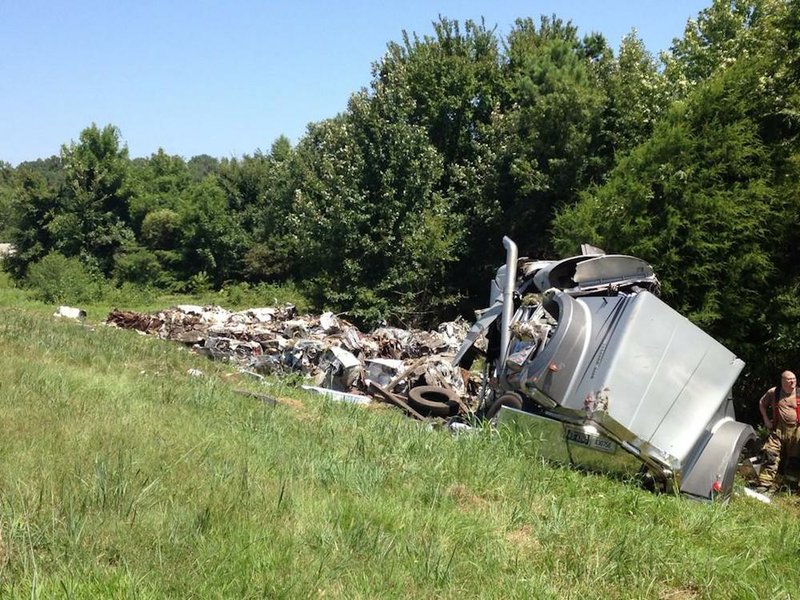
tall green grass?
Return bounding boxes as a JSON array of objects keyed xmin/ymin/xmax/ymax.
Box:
[{"xmin": 0, "ymin": 305, "xmax": 799, "ymax": 598}]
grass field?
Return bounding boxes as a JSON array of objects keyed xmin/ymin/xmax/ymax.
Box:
[{"xmin": 0, "ymin": 281, "xmax": 799, "ymax": 598}]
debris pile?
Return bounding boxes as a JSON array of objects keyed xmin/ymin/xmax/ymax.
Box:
[{"xmin": 106, "ymin": 304, "xmax": 482, "ymax": 419}]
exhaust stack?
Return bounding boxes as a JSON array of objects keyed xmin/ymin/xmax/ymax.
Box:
[{"xmin": 499, "ymin": 236, "xmax": 518, "ymax": 368}]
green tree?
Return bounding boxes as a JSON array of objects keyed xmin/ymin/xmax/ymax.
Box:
[
  {"xmin": 291, "ymin": 103, "xmax": 459, "ymax": 325},
  {"xmin": 140, "ymin": 208, "xmax": 181, "ymax": 250},
  {"xmin": 128, "ymin": 149, "xmax": 191, "ymax": 232},
  {"xmin": 4, "ymin": 168, "xmax": 58, "ymax": 279},
  {"xmin": 0, "ymin": 161, "xmax": 16, "ymax": 240},
  {"xmin": 366, "ymin": 18, "xmax": 506, "ymax": 314},
  {"xmin": 218, "ymin": 137, "xmax": 301, "ymax": 282},
  {"xmin": 662, "ymin": 0, "xmax": 776, "ymax": 92},
  {"xmin": 177, "ymin": 178, "xmax": 247, "ymax": 287},
  {"xmin": 47, "ymin": 124, "xmax": 135, "ymax": 275},
  {"xmin": 14, "ymin": 156, "xmax": 65, "ymax": 188},
  {"xmin": 554, "ymin": 0, "xmax": 798, "ymax": 404},
  {"xmin": 752, "ymin": 0, "xmax": 800, "ymax": 390},
  {"xmin": 25, "ymin": 251, "xmax": 105, "ymax": 303},
  {"xmin": 112, "ymin": 244, "xmax": 170, "ymax": 287},
  {"xmin": 483, "ymin": 16, "xmax": 608, "ymax": 260},
  {"xmin": 187, "ymin": 154, "xmax": 220, "ymax": 182},
  {"xmin": 592, "ymin": 31, "xmax": 669, "ymax": 162}
]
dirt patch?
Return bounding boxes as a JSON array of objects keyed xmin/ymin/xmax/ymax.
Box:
[
  {"xmin": 505, "ymin": 524, "xmax": 541, "ymax": 553},
  {"xmin": 279, "ymin": 396, "xmax": 318, "ymax": 423},
  {"xmin": 447, "ymin": 483, "xmax": 490, "ymax": 511},
  {"xmin": 659, "ymin": 584, "xmax": 702, "ymax": 600},
  {"xmin": 771, "ymin": 493, "xmax": 800, "ymax": 516}
]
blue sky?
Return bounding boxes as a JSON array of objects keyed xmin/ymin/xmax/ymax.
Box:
[{"xmin": 0, "ymin": 1, "xmax": 710, "ymax": 166}]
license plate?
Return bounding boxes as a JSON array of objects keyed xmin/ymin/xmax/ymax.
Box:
[{"xmin": 566, "ymin": 428, "xmax": 617, "ymax": 454}]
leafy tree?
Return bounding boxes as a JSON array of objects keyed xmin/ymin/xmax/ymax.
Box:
[
  {"xmin": 751, "ymin": 0, "xmax": 800, "ymax": 392},
  {"xmin": 177, "ymin": 177, "xmax": 247, "ymax": 287},
  {"xmin": 216, "ymin": 137, "xmax": 300, "ymax": 283},
  {"xmin": 216, "ymin": 153, "xmax": 269, "ymax": 239},
  {"xmin": 187, "ymin": 154, "xmax": 221, "ymax": 182},
  {"xmin": 252, "ymin": 137, "xmax": 301, "ymax": 268},
  {"xmin": 344, "ymin": 90, "xmax": 462, "ymax": 324},
  {"xmin": 555, "ymin": 81, "xmax": 775, "ymax": 324},
  {"xmin": 112, "ymin": 244, "xmax": 171, "ymax": 288},
  {"xmin": 25, "ymin": 251, "xmax": 105, "ymax": 303},
  {"xmin": 662, "ymin": 0, "xmax": 776, "ymax": 92},
  {"xmin": 367, "ymin": 18, "xmax": 506, "ymax": 314},
  {"xmin": 140, "ymin": 208, "xmax": 181, "ymax": 250},
  {"xmin": 377, "ymin": 18, "xmax": 502, "ymax": 167},
  {"xmin": 592, "ymin": 31, "xmax": 669, "ymax": 163},
  {"xmin": 14, "ymin": 156, "xmax": 65, "ymax": 188},
  {"xmin": 0, "ymin": 161, "xmax": 16, "ymax": 240},
  {"xmin": 128, "ymin": 149, "xmax": 191, "ymax": 231},
  {"xmin": 4, "ymin": 168, "xmax": 58, "ymax": 279},
  {"xmin": 553, "ymin": 0, "xmax": 797, "ymax": 405},
  {"xmin": 291, "ymin": 101, "xmax": 459, "ymax": 325},
  {"xmin": 47, "ymin": 124, "xmax": 135, "ymax": 275},
  {"xmin": 483, "ymin": 16, "xmax": 608, "ymax": 260}
]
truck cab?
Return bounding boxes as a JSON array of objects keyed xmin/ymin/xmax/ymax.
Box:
[{"xmin": 454, "ymin": 237, "xmax": 757, "ymax": 500}]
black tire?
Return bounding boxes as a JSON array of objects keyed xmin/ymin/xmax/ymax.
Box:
[
  {"xmin": 486, "ymin": 392, "xmax": 523, "ymax": 419},
  {"xmin": 408, "ymin": 386, "xmax": 460, "ymax": 418}
]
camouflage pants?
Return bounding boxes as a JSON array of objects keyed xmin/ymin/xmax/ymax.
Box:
[{"xmin": 759, "ymin": 423, "xmax": 800, "ymax": 487}]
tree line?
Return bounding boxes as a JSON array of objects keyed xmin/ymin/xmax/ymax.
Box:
[{"xmin": 0, "ymin": 0, "xmax": 797, "ymax": 406}]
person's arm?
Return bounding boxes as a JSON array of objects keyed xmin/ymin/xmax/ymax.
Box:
[{"xmin": 759, "ymin": 388, "xmax": 775, "ymax": 430}]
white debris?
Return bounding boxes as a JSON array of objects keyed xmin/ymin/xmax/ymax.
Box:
[
  {"xmin": 54, "ymin": 306, "xmax": 87, "ymax": 320},
  {"xmin": 740, "ymin": 487, "xmax": 771, "ymax": 504},
  {"xmin": 175, "ymin": 305, "xmax": 206, "ymax": 316},
  {"xmin": 364, "ymin": 358, "xmax": 405, "ymax": 387},
  {"xmin": 319, "ymin": 311, "xmax": 341, "ymax": 333},
  {"xmin": 301, "ymin": 385, "xmax": 372, "ymax": 405}
]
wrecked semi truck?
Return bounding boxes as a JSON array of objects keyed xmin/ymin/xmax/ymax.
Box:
[{"xmin": 453, "ymin": 237, "xmax": 757, "ymax": 501}]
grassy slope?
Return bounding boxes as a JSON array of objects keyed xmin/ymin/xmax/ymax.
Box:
[{"xmin": 0, "ymin": 289, "xmax": 799, "ymax": 598}]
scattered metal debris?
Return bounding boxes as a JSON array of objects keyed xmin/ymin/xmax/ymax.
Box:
[
  {"xmin": 106, "ymin": 305, "xmax": 476, "ymax": 419},
  {"xmin": 740, "ymin": 486, "xmax": 771, "ymax": 504},
  {"xmin": 300, "ymin": 385, "xmax": 372, "ymax": 405}
]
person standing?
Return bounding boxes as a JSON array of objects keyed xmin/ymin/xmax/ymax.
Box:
[{"xmin": 757, "ymin": 371, "xmax": 800, "ymax": 491}]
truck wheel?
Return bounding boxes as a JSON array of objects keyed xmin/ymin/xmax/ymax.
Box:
[{"xmin": 486, "ymin": 392, "xmax": 523, "ymax": 419}]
